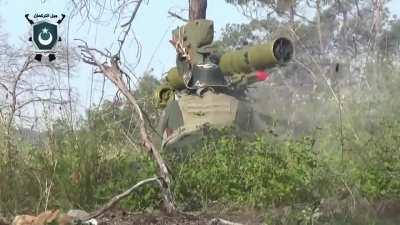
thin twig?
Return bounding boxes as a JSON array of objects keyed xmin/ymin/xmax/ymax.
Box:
[
  {"xmin": 168, "ymin": 10, "xmax": 188, "ymax": 22},
  {"xmin": 341, "ymin": 178, "xmax": 356, "ymax": 210},
  {"xmin": 85, "ymin": 177, "xmax": 159, "ymax": 220},
  {"xmin": 117, "ymin": 0, "xmax": 143, "ymax": 56}
]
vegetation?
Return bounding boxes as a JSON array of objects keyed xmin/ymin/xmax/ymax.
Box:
[
  {"xmin": 1, "ymin": 115, "xmax": 400, "ymax": 223},
  {"xmin": 1, "ymin": 0, "xmax": 400, "ymax": 224}
]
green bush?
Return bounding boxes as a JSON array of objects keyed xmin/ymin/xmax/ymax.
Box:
[
  {"xmin": 1, "ymin": 117, "xmax": 400, "ymax": 223},
  {"xmin": 171, "ymin": 129, "xmax": 321, "ymax": 209},
  {"xmin": 0, "ymin": 127, "xmax": 161, "ymax": 215},
  {"xmin": 354, "ymin": 119, "xmax": 400, "ymax": 200}
]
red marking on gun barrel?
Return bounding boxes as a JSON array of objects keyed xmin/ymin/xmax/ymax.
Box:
[{"xmin": 256, "ymin": 70, "xmax": 270, "ymax": 81}]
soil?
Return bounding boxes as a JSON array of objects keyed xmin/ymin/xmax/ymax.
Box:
[
  {"xmin": 96, "ymin": 208, "xmax": 263, "ymax": 225},
  {"xmin": 7, "ymin": 199, "xmax": 399, "ymax": 225},
  {"xmin": 99, "ymin": 212, "xmax": 210, "ymax": 225},
  {"xmin": 3, "ymin": 200, "xmax": 400, "ymax": 225}
]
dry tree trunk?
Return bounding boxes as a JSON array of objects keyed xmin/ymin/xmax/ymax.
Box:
[
  {"xmin": 316, "ymin": 0, "xmax": 323, "ymax": 55},
  {"xmin": 189, "ymin": 0, "xmax": 207, "ymax": 20},
  {"xmin": 372, "ymin": 0, "xmax": 383, "ymax": 50},
  {"xmin": 78, "ymin": 45, "xmax": 176, "ymax": 214},
  {"xmin": 77, "ymin": 0, "xmax": 177, "ymax": 215}
]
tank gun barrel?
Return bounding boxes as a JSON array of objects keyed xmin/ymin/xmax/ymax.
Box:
[{"xmin": 219, "ymin": 37, "xmax": 294, "ymax": 75}]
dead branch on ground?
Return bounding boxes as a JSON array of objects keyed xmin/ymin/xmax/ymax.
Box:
[{"xmin": 83, "ymin": 177, "xmax": 159, "ymax": 220}]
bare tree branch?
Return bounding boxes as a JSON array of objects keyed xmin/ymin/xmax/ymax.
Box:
[
  {"xmin": 0, "ymin": 81, "xmax": 11, "ymax": 95},
  {"xmin": 7, "ymin": 57, "xmax": 32, "ymax": 134},
  {"xmin": 84, "ymin": 177, "xmax": 159, "ymax": 220},
  {"xmin": 117, "ymin": 0, "xmax": 144, "ymax": 56},
  {"xmin": 77, "ymin": 39, "xmax": 176, "ymax": 214},
  {"xmin": 15, "ymin": 98, "xmax": 69, "ymax": 111},
  {"xmin": 168, "ymin": 10, "xmax": 188, "ymax": 22}
]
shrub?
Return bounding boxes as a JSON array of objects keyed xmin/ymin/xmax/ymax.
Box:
[{"xmin": 171, "ymin": 129, "xmax": 321, "ymax": 209}]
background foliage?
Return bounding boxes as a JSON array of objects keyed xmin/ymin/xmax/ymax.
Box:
[{"xmin": 1, "ymin": 0, "xmax": 400, "ymax": 224}]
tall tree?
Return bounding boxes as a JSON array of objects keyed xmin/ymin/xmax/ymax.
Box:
[{"xmin": 189, "ymin": 0, "xmax": 207, "ymax": 20}]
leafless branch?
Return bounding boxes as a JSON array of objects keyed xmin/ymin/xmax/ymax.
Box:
[
  {"xmin": 84, "ymin": 177, "xmax": 159, "ymax": 220},
  {"xmin": 7, "ymin": 57, "xmax": 33, "ymax": 133},
  {"xmin": 0, "ymin": 81, "xmax": 11, "ymax": 95},
  {"xmin": 168, "ymin": 10, "xmax": 188, "ymax": 22},
  {"xmin": 77, "ymin": 40, "xmax": 176, "ymax": 214},
  {"xmin": 16, "ymin": 98, "xmax": 69, "ymax": 111},
  {"xmin": 117, "ymin": 0, "xmax": 144, "ymax": 56}
]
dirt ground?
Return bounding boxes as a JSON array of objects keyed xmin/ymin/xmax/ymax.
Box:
[
  {"xmin": 98, "ymin": 213, "xmax": 211, "ymax": 225},
  {"xmin": 3, "ymin": 201, "xmax": 400, "ymax": 225},
  {"xmin": 96, "ymin": 208, "xmax": 264, "ymax": 225},
  {"xmin": 0, "ymin": 212, "xmax": 261, "ymax": 225},
  {"xmin": 6, "ymin": 199, "xmax": 400, "ymax": 225}
]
